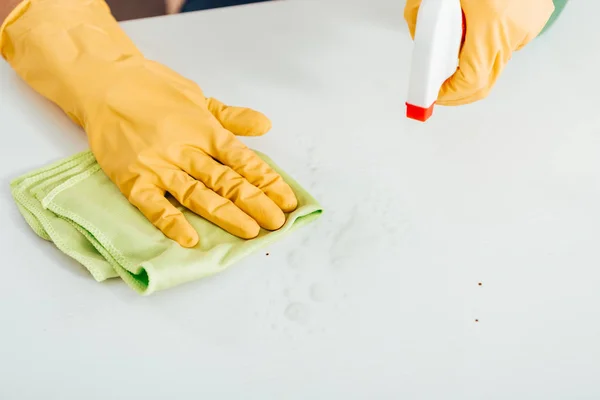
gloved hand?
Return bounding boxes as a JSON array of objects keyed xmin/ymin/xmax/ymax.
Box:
[
  {"xmin": 404, "ymin": 0, "xmax": 555, "ymax": 105},
  {"xmin": 1, "ymin": 0, "xmax": 297, "ymax": 248}
]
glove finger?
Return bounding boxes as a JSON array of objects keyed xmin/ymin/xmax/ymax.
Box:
[
  {"xmin": 129, "ymin": 184, "xmax": 199, "ymax": 248},
  {"xmin": 206, "ymin": 97, "xmax": 272, "ymax": 137},
  {"xmin": 437, "ymin": 24, "xmax": 507, "ymax": 105},
  {"xmin": 165, "ymin": 169, "xmax": 261, "ymax": 239},
  {"xmin": 179, "ymin": 148, "xmax": 286, "ymax": 231},
  {"xmin": 212, "ymin": 134, "xmax": 298, "ymax": 213},
  {"xmin": 438, "ymin": 85, "xmax": 491, "ymax": 107},
  {"xmin": 403, "ymin": 0, "xmax": 422, "ymax": 39}
]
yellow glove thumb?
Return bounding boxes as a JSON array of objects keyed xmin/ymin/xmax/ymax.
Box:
[{"xmin": 206, "ymin": 97, "xmax": 272, "ymax": 137}]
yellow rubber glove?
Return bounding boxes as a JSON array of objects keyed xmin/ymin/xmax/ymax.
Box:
[
  {"xmin": 0, "ymin": 0, "xmax": 297, "ymax": 248},
  {"xmin": 404, "ymin": 0, "xmax": 555, "ymax": 105}
]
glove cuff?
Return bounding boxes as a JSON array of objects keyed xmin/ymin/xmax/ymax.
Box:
[
  {"xmin": 0, "ymin": 0, "xmax": 29, "ymax": 57},
  {"xmin": 1, "ymin": 0, "xmax": 144, "ymax": 129}
]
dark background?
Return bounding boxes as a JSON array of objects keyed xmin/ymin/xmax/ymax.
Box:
[
  {"xmin": 105, "ymin": 0, "xmax": 166, "ymax": 21},
  {"xmin": 105, "ymin": 0, "xmax": 271, "ymax": 21}
]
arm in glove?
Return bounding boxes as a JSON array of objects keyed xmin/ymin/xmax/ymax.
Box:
[
  {"xmin": 404, "ymin": 0, "xmax": 555, "ymax": 106},
  {"xmin": 0, "ymin": 0, "xmax": 298, "ymax": 248}
]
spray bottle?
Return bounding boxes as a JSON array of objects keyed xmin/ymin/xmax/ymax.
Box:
[{"xmin": 405, "ymin": 0, "xmax": 464, "ymax": 122}]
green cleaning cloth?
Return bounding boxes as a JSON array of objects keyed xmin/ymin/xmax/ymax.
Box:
[{"xmin": 11, "ymin": 150, "xmax": 322, "ymax": 295}]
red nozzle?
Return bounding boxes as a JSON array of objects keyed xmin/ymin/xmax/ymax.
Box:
[{"xmin": 406, "ymin": 102, "xmax": 435, "ymax": 122}]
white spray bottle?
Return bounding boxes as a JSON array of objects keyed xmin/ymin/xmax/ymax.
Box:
[{"xmin": 405, "ymin": 0, "xmax": 464, "ymax": 122}]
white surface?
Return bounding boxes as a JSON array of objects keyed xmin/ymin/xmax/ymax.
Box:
[
  {"xmin": 406, "ymin": 0, "xmax": 461, "ymax": 111},
  {"xmin": 1, "ymin": 0, "xmax": 600, "ymax": 398}
]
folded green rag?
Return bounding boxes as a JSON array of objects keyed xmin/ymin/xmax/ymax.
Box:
[{"xmin": 11, "ymin": 150, "xmax": 322, "ymax": 295}]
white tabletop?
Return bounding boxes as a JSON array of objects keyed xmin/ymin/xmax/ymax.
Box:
[{"xmin": 1, "ymin": 0, "xmax": 600, "ymax": 398}]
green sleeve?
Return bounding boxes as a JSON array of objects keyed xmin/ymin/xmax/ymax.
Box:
[{"xmin": 539, "ymin": 0, "xmax": 568, "ymax": 35}]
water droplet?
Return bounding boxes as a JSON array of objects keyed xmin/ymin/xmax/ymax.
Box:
[
  {"xmin": 287, "ymin": 251, "xmax": 302, "ymax": 269},
  {"xmin": 284, "ymin": 303, "xmax": 309, "ymax": 324},
  {"xmin": 309, "ymin": 283, "xmax": 328, "ymax": 302}
]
